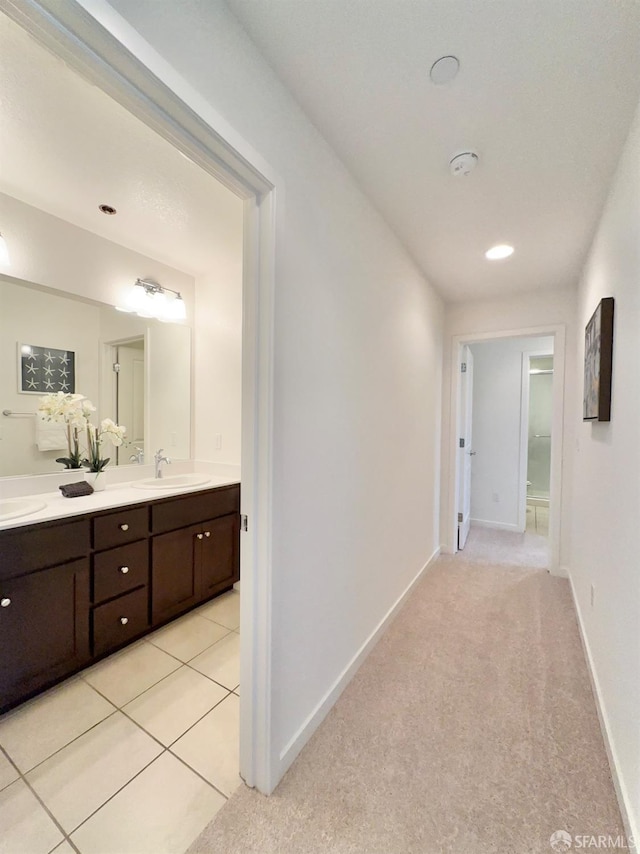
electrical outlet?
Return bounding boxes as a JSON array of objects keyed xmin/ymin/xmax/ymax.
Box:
[
  {"xmin": 214, "ymin": 433, "xmax": 222, "ymax": 451},
  {"xmin": 492, "ymin": 492, "xmax": 499, "ymax": 503},
  {"xmin": 170, "ymin": 432, "xmax": 177, "ymax": 447},
  {"xmin": 590, "ymin": 584, "xmax": 596, "ymax": 608}
]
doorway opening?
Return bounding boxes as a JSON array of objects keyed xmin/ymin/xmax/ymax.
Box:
[
  {"xmin": 107, "ymin": 338, "xmax": 145, "ymax": 466},
  {"xmin": 4, "ymin": 0, "xmax": 276, "ymax": 798},
  {"xmin": 448, "ymin": 326, "xmax": 565, "ymax": 575}
]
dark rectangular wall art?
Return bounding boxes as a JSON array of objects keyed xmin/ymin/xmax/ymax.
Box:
[
  {"xmin": 583, "ymin": 297, "xmax": 614, "ymax": 422},
  {"xmin": 19, "ymin": 344, "xmax": 76, "ymax": 394}
]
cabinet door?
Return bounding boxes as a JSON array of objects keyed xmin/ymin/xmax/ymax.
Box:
[
  {"xmin": 199, "ymin": 515, "xmax": 239, "ymax": 601},
  {"xmin": 151, "ymin": 526, "xmax": 199, "ymax": 625},
  {"xmin": 0, "ymin": 559, "xmax": 90, "ymax": 712}
]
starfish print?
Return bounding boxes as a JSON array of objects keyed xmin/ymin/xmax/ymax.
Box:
[
  {"xmin": 59, "ymin": 368, "xmax": 69, "ymax": 378},
  {"xmin": 44, "ymin": 378, "xmax": 55, "ymax": 390},
  {"xmin": 43, "ymin": 365, "xmax": 54, "ymax": 376},
  {"xmin": 24, "ymin": 352, "xmax": 38, "ymax": 362},
  {"xmin": 59, "ymin": 380, "xmax": 69, "ymax": 391},
  {"xmin": 27, "ymin": 378, "xmax": 38, "ymax": 389},
  {"xmin": 44, "ymin": 351, "xmax": 55, "ymax": 363},
  {"xmin": 59, "ymin": 353, "xmax": 70, "ymax": 365},
  {"xmin": 26, "ymin": 363, "xmax": 39, "ymax": 375}
]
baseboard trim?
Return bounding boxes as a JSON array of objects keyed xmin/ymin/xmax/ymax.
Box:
[
  {"xmin": 470, "ymin": 518, "xmax": 521, "ymax": 532},
  {"xmin": 568, "ymin": 572, "xmax": 638, "ymax": 851},
  {"xmin": 276, "ymin": 546, "xmax": 441, "ymax": 781}
]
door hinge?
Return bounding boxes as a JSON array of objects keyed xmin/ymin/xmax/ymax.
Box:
[
  {"xmin": 112, "ymin": 362, "xmax": 120, "ymax": 373},
  {"xmin": 461, "ymin": 362, "xmax": 467, "ymax": 373},
  {"xmin": 459, "ymin": 437, "xmax": 465, "ymax": 448},
  {"xmin": 240, "ymin": 515, "xmax": 248, "ymax": 532},
  {"xmin": 457, "ymin": 512, "xmax": 463, "ymax": 523}
]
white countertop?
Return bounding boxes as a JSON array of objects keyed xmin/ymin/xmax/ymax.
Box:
[{"xmin": 0, "ymin": 462, "xmax": 240, "ymax": 531}]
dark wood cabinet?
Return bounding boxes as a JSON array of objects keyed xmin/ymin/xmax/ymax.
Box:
[
  {"xmin": 200, "ymin": 514, "xmax": 240, "ymax": 599},
  {"xmin": 150, "ymin": 487, "xmax": 240, "ymax": 626},
  {"xmin": 151, "ymin": 525, "xmax": 200, "ymax": 624},
  {"xmin": 0, "ymin": 482, "xmax": 240, "ymax": 713},
  {"xmin": 0, "ymin": 558, "xmax": 90, "ymax": 710}
]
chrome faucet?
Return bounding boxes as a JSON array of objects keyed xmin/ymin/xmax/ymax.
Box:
[
  {"xmin": 154, "ymin": 448, "xmax": 171, "ymax": 478},
  {"xmin": 129, "ymin": 447, "xmax": 144, "ymax": 464}
]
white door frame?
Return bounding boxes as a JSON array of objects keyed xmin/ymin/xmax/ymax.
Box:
[
  {"xmin": 4, "ymin": 0, "xmax": 278, "ymax": 792},
  {"xmin": 447, "ymin": 324, "xmax": 566, "ymax": 575}
]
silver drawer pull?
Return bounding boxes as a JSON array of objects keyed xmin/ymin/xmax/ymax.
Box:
[
  {"xmin": 120, "ymin": 616, "xmax": 129, "ymax": 626},
  {"xmin": 197, "ymin": 533, "xmax": 204, "ymax": 540},
  {"xmin": 204, "ymin": 531, "xmax": 211, "ymax": 538},
  {"xmin": 119, "ymin": 566, "xmax": 130, "ymax": 574},
  {"xmin": 1, "ymin": 597, "xmax": 11, "ymax": 608},
  {"xmin": 119, "ymin": 523, "xmax": 129, "ymax": 532}
]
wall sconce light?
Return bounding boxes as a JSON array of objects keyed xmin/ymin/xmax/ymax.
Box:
[
  {"xmin": 116, "ymin": 278, "xmax": 186, "ymax": 322},
  {"xmin": 0, "ymin": 232, "xmax": 11, "ymax": 267}
]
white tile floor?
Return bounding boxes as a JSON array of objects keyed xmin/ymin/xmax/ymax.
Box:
[
  {"xmin": 526, "ymin": 501, "xmax": 549, "ymax": 536},
  {"xmin": 0, "ymin": 590, "xmax": 241, "ymax": 854}
]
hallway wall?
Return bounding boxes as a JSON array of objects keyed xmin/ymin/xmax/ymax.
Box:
[
  {"xmin": 94, "ymin": 0, "xmax": 444, "ymax": 789},
  {"xmin": 571, "ymin": 96, "xmax": 640, "ymax": 841},
  {"xmin": 441, "ymin": 287, "xmax": 577, "ymax": 570}
]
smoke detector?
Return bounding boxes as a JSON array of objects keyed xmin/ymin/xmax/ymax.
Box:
[{"xmin": 449, "ymin": 151, "xmax": 479, "ymax": 177}]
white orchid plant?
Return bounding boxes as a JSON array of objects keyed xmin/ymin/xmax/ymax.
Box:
[
  {"xmin": 38, "ymin": 392, "xmax": 126, "ymax": 472},
  {"xmin": 84, "ymin": 418, "xmax": 127, "ymax": 473},
  {"xmin": 38, "ymin": 392, "xmax": 96, "ymax": 469}
]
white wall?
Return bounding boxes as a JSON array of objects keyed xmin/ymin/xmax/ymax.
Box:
[
  {"xmin": 0, "ymin": 192, "xmax": 195, "ymax": 312},
  {"xmin": 101, "ymin": 0, "xmax": 444, "ymax": 785},
  {"xmin": 441, "ymin": 286, "xmax": 577, "ymax": 569},
  {"xmin": 194, "ymin": 228, "xmax": 243, "ymax": 466},
  {"xmin": 570, "ymin": 98, "xmax": 640, "ymax": 842},
  {"xmin": 469, "ymin": 336, "xmax": 553, "ymax": 530}
]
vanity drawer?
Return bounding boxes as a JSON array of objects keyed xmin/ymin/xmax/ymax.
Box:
[
  {"xmin": 92, "ymin": 587, "xmax": 149, "ymax": 657},
  {"xmin": 93, "ymin": 507, "xmax": 148, "ymax": 551},
  {"xmin": 0, "ymin": 518, "xmax": 90, "ymax": 579},
  {"xmin": 93, "ymin": 540, "xmax": 148, "ymax": 604},
  {"xmin": 151, "ymin": 486, "xmax": 240, "ymax": 534}
]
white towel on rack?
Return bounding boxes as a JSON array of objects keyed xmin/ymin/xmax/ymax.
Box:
[{"xmin": 36, "ymin": 419, "xmax": 67, "ymax": 452}]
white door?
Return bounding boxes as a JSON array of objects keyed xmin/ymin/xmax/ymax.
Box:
[{"xmin": 457, "ymin": 345, "xmax": 474, "ymax": 549}]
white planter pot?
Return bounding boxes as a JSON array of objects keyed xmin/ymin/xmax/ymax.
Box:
[{"xmin": 84, "ymin": 470, "xmax": 107, "ymax": 492}]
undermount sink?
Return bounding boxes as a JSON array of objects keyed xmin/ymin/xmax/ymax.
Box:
[
  {"xmin": 131, "ymin": 474, "xmax": 211, "ymax": 490},
  {"xmin": 0, "ymin": 498, "xmax": 47, "ymax": 522}
]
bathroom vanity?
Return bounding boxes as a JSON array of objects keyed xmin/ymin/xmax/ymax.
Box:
[{"xmin": 0, "ymin": 482, "xmax": 240, "ymax": 713}]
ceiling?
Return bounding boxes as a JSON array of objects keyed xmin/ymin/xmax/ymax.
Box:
[
  {"xmin": 226, "ymin": 0, "xmax": 640, "ymax": 302},
  {"xmin": 0, "ymin": 14, "xmax": 243, "ymax": 280}
]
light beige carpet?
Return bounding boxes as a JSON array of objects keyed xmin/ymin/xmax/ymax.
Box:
[
  {"xmin": 188, "ymin": 557, "xmax": 622, "ymax": 854},
  {"xmin": 460, "ymin": 524, "xmax": 550, "ymax": 568}
]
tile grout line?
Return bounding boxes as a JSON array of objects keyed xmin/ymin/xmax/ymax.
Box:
[
  {"xmin": 0, "ymin": 744, "xmax": 80, "ymax": 853},
  {"xmin": 4, "ymin": 706, "xmax": 119, "ymax": 778},
  {"xmin": 86, "ymin": 680, "xmax": 234, "ymax": 802},
  {"xmin": 0, "ymin": 602, "xmax": 241, "ymax": 849}
]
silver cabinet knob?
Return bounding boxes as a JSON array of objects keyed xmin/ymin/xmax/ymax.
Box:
[
  {"xmin": 120, "ymin": 616, "xmax": 129, "ymax": 625},
  {"xmin": 119, "ymin": 566, "xmax": 129, "ymax": 574},
  {"xmin": 197, "ymin": 533, "xmax": 204, "ymax": 540},
  {"xmin": 119, "ymin": 523, "xmax": 129, "ymax": 531},
  {"xmin": 204, "ymin": 531, "xmax": 211, "ymax": 538},
  {"xmin": 1, "ymin": 598, "xmax": 11, "ymax": 608}
]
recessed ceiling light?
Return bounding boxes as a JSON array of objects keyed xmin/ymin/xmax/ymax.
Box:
[
  {"xmin": 98, "ymin": 204, "xmax": 117, "ymax": 215},
  {"xmin": 430, "ymin": 55, "xmax": 460, "ymax": 85},
  {"xmin": 485, "ymin": 244, "xmax": 514, "ymax": 260}
]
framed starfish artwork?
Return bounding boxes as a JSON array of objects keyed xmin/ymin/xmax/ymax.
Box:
[{"xmin": 18, "ymin": 343, "xmax": 76, "ymax": 394}]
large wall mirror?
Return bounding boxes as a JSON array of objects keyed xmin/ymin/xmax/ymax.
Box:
[{"xmin": 0, "ymin": 275, "xmax": 191, "ymax": 478}]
